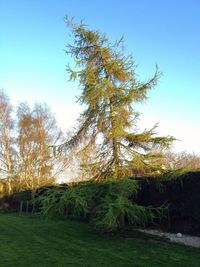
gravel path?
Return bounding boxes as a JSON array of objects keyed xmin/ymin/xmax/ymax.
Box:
[{"xmin": 139, "ymin": 229, "xmax": 200, "ymax": 248}]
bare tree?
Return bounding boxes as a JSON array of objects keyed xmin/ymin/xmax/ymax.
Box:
[
  {"xmin": 162, "ymin": 151, "xmax": 200, "ymax": 171},
  {"xmin": 0, "ymin": 90, "xmax": 15, "ymax": 195},
  {"xmin": 16, "ymin": 102, "xmax": 69, "ymax": 190}
]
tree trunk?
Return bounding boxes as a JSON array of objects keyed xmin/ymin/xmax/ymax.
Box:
[
  {"xmin": 4, "ymin": 125, "xmax": 13, "ymax": 195},
  {"xmin": 109, "ymin": 99, "xmax": 120, "ymax": 178}
]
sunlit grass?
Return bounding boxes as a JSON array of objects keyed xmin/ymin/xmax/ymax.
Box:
[{"xmin": 0, "ymin": 214, "xmax": 199, "ymax": 267}]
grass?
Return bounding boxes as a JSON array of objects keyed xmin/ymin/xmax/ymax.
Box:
[{"xmin": 0, "ymin": 214, "xmax": 199, "ymax": 266}]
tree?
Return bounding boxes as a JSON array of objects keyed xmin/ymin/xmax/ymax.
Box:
[
  {"xmin": 16, "ymin": 102, "xmax": 68, "ymax": 190},
  {"xmin": 0, "ymin": 90, "xmax": 16, "ymax": 194},
  {"xmin": 162, "ymin": 151, "xmax": 200, "ymax": 171},
  {"xmin": 75, "ymin": 137, "xmax": 99, "ymax": 181},
  {"xmin": 64, "ymin": 18, "xmax": 174, "ymax": 179}
]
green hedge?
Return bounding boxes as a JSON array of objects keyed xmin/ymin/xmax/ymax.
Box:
[{"xmin": 137, "ymin": 171, "xmax": 200, "ymax": 235}]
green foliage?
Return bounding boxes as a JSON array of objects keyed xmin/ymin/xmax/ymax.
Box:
[
  {"xmin": 36, "ymin": 186, "xmax": 91, "ymax": 219},
  {"xmin": 36, "ymin": 188, "xmax": 65, "ymax": 218},
  {"xmin": 92, "ymin": 179, "xmax": 165, "ymax": 232},
  {"xmin": 35, "ymin": 178, "xmax": 166, "ymax": 232},
  {"xmin": 93, "ymin": 195, "xmax": 147, "ymax": 231}
]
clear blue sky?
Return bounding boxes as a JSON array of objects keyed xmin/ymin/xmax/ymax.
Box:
[{"xmin": 1, "ymin": 0, "xmax": 200, "ymax": 154}]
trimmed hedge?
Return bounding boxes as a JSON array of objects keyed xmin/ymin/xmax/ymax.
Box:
[{"xmin": 137, "ymin": 171, "xmax": 200, "ymax": 235}]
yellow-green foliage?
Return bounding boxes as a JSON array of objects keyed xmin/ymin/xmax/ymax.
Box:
[
  {"xmin": 64, "ymin": 18, "xmax": 175, "ymax": 180},
  {"xmin": 35, "ymin": 178, "xmax": 165, "ymax": 232}
]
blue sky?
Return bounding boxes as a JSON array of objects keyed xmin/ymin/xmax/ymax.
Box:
[{"xmin": 0, "ymin": 0, "xmax": 200, "ymax": 154}]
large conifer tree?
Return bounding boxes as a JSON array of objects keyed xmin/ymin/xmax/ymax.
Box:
[{"xmin": 64, "ymin": 18, "xmax": 174, "ymax": 179}]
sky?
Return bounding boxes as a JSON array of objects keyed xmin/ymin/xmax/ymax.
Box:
[{"xmin": 0, "ymin": 0, "xmax": 200, "ymax": 155}]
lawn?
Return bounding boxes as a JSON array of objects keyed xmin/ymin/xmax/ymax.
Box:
[{"xmin": 0, "ymin": 214, "xmax": 199, "ymax": 267}]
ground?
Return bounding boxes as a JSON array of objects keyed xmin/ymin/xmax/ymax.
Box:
[{"xmin": 0, "ymin": 214, "xmax": 200, "ymax": 267}]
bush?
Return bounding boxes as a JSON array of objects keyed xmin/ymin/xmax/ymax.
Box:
[
  {"xmin": 35, "ymin": 178, "xmax": 165, "ymax": 232},
  {"xmin": 35, "ymin": 184, "xmax": 93, "ymax": 219}
]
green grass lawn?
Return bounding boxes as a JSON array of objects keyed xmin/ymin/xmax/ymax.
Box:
[{"xmin": 0, "ymin": 214, "xmax": 199, "ymax": 267}]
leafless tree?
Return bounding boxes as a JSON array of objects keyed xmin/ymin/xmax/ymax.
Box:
[
  {"xmin": 0, "ymin": 90, "xmax": 16, "ymax": 194},
  {"xmin": 16, "ymin": 102, "xmax": 69, "ymax": 190}
]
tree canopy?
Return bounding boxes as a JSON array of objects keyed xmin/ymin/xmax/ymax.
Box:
[{"xmin": 62, "ymin": 18, "xmax": 175, "ymax": 179}]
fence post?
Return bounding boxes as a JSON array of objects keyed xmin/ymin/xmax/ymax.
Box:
[
  {"xmin": 26, "ymin": 200, "xmax": 29, "ymax": 214},
  {"xmin": 19, "ymin": 200, "xmax": 23, "ymax": 213}
]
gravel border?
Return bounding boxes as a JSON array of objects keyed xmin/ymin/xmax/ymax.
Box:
[{"xmin": 139, "ymin": 229, "xmax": 200, "ymax": 248}]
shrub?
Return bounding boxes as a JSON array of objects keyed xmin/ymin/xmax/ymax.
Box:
[
  {"xmin": 91, "ymin": 179, "xmax": 165, "ymax": 232},
  {"xmin": 35, "ymin": 183, "xmax": 96, "ymax": 219},
  {"xmin": 35, "ymin": 178, "xmax": 166, "ymax": 232}
]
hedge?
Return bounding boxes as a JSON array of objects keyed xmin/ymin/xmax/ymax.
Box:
[
  {"xmin": 1, "ymin": 171, "xmax": 200, "ymax": 234},
  {"xmin": 137, "ymin": 171, "xmax": 200, "ymax": 235}
]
